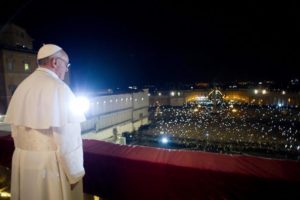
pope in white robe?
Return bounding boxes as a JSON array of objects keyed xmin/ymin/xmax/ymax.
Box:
[{"xmin": 4, "ymin": 44, "xmax": 86, "ymax": 200}]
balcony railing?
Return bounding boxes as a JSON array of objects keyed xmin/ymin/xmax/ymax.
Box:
[{"xmin": 1, "ymin": 132, "xmax": 300, "ymax": 200}]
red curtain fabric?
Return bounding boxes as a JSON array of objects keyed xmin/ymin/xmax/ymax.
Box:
[
  {"xmin": 1, "ymin": 134, "xmax": 300, "ymax": 200},
  {"xmin": 82, "ymin": 139, "xmax": 300, "ymax": 200}
]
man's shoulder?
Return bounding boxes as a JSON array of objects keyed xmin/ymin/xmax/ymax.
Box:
[
  {"xmin": 16, "ymin": 70, "xmax": 69, "ymax": 94},
  {"xmin": 36, "ymin": 70, "xmax": 68, "ymax": 87}
]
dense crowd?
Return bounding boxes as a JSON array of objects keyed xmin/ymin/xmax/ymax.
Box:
[{"xmin": 128, "ymin": 103, "xmax": 300, "ymax": 160}]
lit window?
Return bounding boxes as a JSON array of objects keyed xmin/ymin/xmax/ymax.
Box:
[{"xmin": 24, "ymin": 63, "xmax": 30, "ymax": 71}]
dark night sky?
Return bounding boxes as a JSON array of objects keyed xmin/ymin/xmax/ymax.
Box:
[{"xmin": 1, "ymin": 0, "xmax": 300, "ymax": 90}]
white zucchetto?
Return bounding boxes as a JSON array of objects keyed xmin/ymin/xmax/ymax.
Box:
[{"xmin": 37, "ymin": 44, "xmax": 62, "ymax": 59}]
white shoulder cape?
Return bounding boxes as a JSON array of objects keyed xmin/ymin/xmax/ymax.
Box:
[{"xmin": 5, "ymin": 68, "xmax": 86, "ymax": 129}]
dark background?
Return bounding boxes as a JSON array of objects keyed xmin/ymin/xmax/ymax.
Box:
[{"xmin": 1, "ymin": 0, "xmax": 300, "ymax": 91}]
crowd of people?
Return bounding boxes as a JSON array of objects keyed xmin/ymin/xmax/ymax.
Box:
[{"xmin": 127, "ymin": 103, "xmax": 300, "ymax": 160}]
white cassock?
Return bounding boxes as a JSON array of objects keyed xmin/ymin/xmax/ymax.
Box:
[{"xmin": 5, "ymin": 67, "xmax": 86, "ymax": 200}]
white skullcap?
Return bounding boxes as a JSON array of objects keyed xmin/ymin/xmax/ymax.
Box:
[{"xmin": 37, "ymin": 44, "xmax": 62, "ymax": 59}]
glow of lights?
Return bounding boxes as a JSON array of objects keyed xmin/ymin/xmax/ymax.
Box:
[
  {"xmin": 196, "ymin": 96, "xmax": 208, "ymax": 101},
  {"xmin": 232, "ymin": 108, "xmax": 237, "ymax": 113},
  {"xmin": 93, "ymin": 195, "xmax": 100, "ymax": 200},
  {"xmin": 282, "ymin": 91, "xmax": 286, "ymax": 95},
  {"xmin": 262, "ymin": 89, "xmax": 267, "ymax": 95},
  {"xmin": 148, "ymin": 93, "xmax": 151, "ymax": 96},
  {"xmin": 70, "ymin": 96, "xmax": 90, "ymax": 114},
  {"xmin": 254, "ymin": 89, "xmax": 258, "ymax": 94},
  {"xmin": 134, "ymin": 102, "xmax": 299, "ymax": 158},
  {"xmin": 278, "ymin": 103, "xmax": 283, "ymax": 107},
  {"xmin": 161, "ymin": 137, "xmax": 169, "ymax": 144},
  {"xmin": 193, "ymin": 108, "xmax": 199, "ymax": 112},
  {"xmin": 128, "ymin": 86, "xmax": 137, "ymax": 90},
  {"xmin": 0, "ymin": 191, "xmax": 11, "ymax": 198},
  {"xmin": 178, "ymin": 92, "xmax": 181, "ymax": 96},
  {"xmin": 170, "ymin": 91, "xmax": 175, "ymax": 96},
  {"xmin": 158, "ymin": 92, "xmax": 162, "ymax": 96},
  {"xmin": 229, "ymin": 104, "xmax": 234, "ymax": 108}
]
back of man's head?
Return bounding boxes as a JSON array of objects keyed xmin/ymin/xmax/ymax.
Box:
[
  {"xmin": 37, "ymin": 44, "xmax": 62, "ymax": 59},
  {"xmin": 37, "ymin": 44, "xmax": 62, "ymax": 66}
]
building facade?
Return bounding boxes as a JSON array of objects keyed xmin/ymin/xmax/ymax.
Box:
[
  {"xmin": 149, "ymin": 88, "xmax": 300, "ymax": 107},
  {"xmin": 0, "ymin": 24, "xmax": 38, "ymax": 113},
  {"xmin": 81, "ymin": 89, "xmax": 149, "ymax": 141},
  {"xmin": 0, "ymin": 24, "xmax": 71, "ymax": 113}
]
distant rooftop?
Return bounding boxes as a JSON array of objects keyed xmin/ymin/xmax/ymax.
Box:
[{"xmin": 0, "ymin": 23, "xmax": 34, "ymax": 51}]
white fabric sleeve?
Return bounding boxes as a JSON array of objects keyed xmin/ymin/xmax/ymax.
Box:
[{"xmin": 53, "ymin": 123, "xmax": 85, "ymax": 184}]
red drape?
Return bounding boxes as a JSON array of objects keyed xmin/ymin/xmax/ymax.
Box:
[{"xmin": 1, "ymin": 133, "xmax": 300, "ymax": 200}]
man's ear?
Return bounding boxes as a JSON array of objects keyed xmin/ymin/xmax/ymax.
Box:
[{"xmin": 51, "ymin": 57, "xmax": 57, "ymax": 68}]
